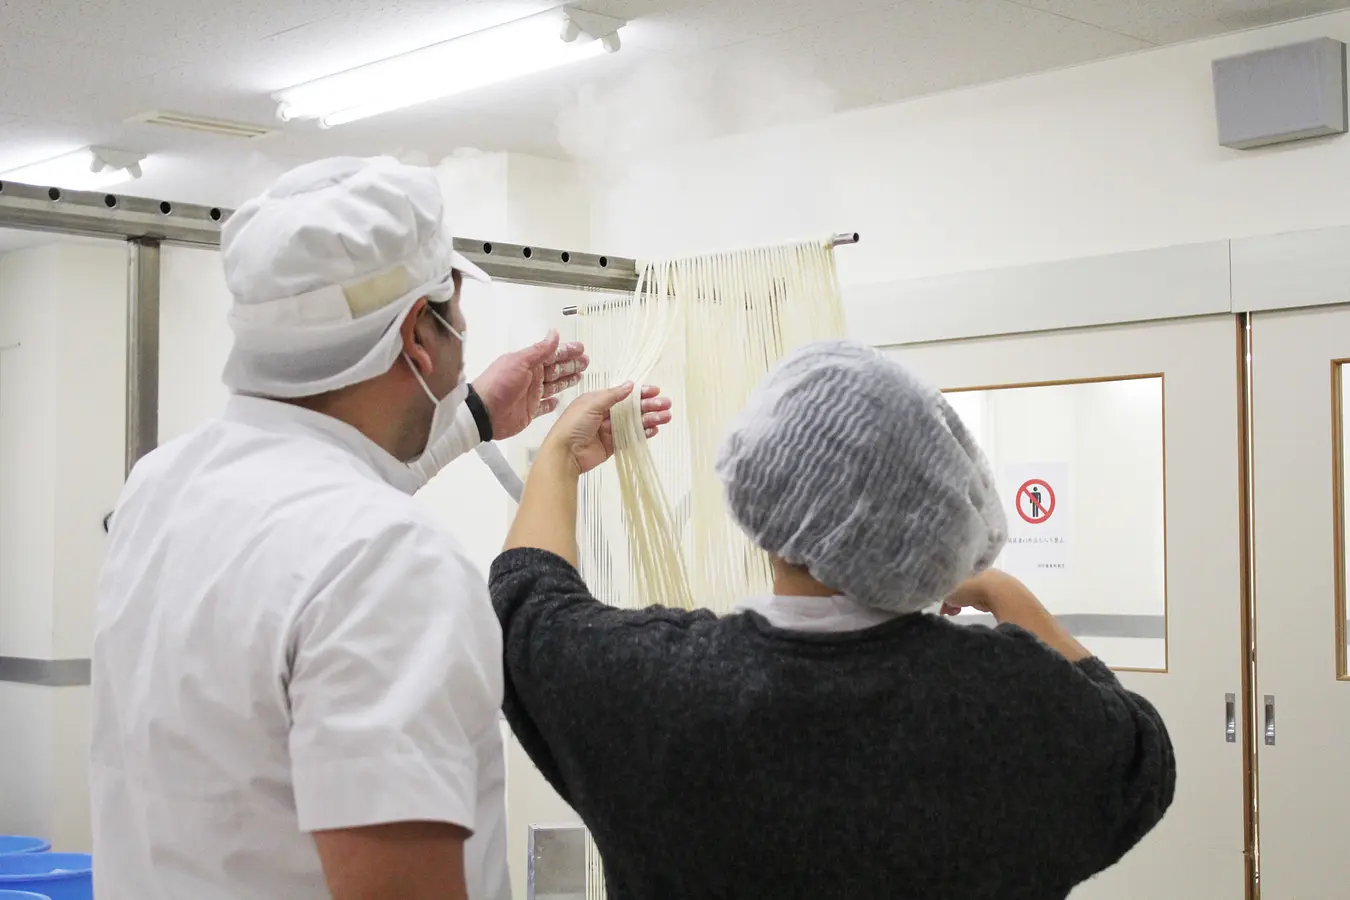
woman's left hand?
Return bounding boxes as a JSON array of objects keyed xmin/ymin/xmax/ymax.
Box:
[{"xmin": 541, "ymin": 382, "xmax": 673, "ymax": 475}]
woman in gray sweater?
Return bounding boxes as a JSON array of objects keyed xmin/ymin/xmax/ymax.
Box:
[{"xmin": 490, "ymin": 339, "xmax": 1175, "ymax": 900}]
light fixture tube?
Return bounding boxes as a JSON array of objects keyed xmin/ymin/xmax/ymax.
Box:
[
  {"xmin": 1, "ymin": 147, "xmax": 147, "ymax": 191},
  {"xmin": 274, "ymin": 6, "xmax": 625, "ymax": 129}
]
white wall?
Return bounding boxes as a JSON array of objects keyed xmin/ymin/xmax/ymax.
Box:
[
  {"xmin": 590, "ymin": 9, "xmax": 1350, "ymax": 309},
  {"xmin": 0, "ymin": 245, "xmax": 63, "ymax": 846},
  {"xmin": 51, "ymin": 245, "xmax": 127, "ymax": 661},
  {"xmin": 158, "ymin": 246, "xmax": 233, "ymax": 445},
  {"xmin": 0, "ymin": 239, "xmax": 125, "ymax": 852},
  {"xmin": 0, "ymin": 246, "xmax": 59, "ymax": 660}
]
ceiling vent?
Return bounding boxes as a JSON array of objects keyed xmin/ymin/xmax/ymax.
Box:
[{"xmin": 127, "ymin": 111, "xmax": 275, "ymax": 140}]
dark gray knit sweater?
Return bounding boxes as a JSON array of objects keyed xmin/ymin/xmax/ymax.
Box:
[{"xmin": 489, "ymin": 548, "xmax": 1175, "ymax": 900}]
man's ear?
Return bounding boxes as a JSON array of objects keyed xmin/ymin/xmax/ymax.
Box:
[{"xmin": 401, "ymin": 298, "xmax": 434, "ymax": 376}]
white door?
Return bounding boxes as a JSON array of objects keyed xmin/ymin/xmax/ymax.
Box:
[
  {"xmin": 886, "ymin": 315, "xmax": 1245, "ymax": 899},
  {"xmin": 1249, "ymin": 304, "xmax": 1350, "ymax": 900}
]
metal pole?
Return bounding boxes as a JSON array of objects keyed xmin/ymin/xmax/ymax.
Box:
[{"xmin": 125, "ymin": 239, "xmax": 160, "ymax": 476}]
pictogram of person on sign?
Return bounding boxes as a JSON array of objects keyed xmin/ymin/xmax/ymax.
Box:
[{"xmin": 1016, "ymin": 479, "xmax": 1056, "ymax": 524}]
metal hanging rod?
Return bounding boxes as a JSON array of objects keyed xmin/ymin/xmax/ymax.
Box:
[
  {"xmin": 560, "ymin": 232, "xmax": 861, "ymax": 315},
  {"xmin": 0, "ymin": 179, "xmax": 857, "ymax": 297},
  {"xmin": 0, "ymin": 179, "xmax": 639, "ymax": 292},
  {"xmin": 463, "ymin": 239, "xmax": 639, "ymax": 293},
  {"xmin": 0, "ymin": 179, "xmax": 229, "ymax": 246}
]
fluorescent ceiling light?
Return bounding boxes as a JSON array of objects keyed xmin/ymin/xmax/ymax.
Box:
[
  {"xmin": 275, "ymin": 5, "xmax": 625, "ymax": 129},
  {"xmin": 1, "ymin": 147, "xmax": 147, "ymax": 191}
]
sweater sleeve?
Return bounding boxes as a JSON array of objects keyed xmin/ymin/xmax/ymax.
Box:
[
  {"xmin": 487, "ymin": 547, "xmax": 715, "ymax": 811},
  {"xmin": 993, "ymin": 624, "xmax": 1177, "ymax": 880},
  {"xmin": 1070, "ymin": 653, "xmax": 1177, "ymax": 871}
]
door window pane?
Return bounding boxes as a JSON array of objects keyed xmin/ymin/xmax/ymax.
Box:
[{"xmin": 944, "ymin": 377, "xmax": 1167, "ymax": 671}]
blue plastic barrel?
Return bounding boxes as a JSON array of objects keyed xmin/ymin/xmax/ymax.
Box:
[
  {"xmin": 0, "ymin": 853, "xmax": 91, "ymax": 900},
  {"xmin": 0, "ymin": 891, "xmax": 53, "ymax": 900},
  {"xmin": 0, "ymin": 839, "xmax": 49, "ymax": 857}
]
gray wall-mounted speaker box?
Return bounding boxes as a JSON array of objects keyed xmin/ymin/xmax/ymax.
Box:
[{"xmin": 1212, "ymin": 38, "xmax": 1347, "ymax": 150}]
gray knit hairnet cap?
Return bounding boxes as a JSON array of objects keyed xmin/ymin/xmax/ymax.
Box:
[{"xmin": 715, "ymin": 339, "xmax": 1007, "ymax": 614}]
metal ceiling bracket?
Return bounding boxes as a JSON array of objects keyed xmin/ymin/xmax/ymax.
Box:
[
  {"xmin": 91, "ymin": 147, "xmax": 148, "ymax": 180},
  {"xmin": 561, "ymin": 6, "xmax": 626, "ymax": 51}
]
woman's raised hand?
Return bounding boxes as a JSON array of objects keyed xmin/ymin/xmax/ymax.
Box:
[{"xmin": 539, "ymin": 383, "xmax": 673, "ymax": 476}]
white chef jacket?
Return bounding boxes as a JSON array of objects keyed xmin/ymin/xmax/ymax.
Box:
[{"xmin": 90, "ymin": 395, "xmax": 509, "ymax": 900}]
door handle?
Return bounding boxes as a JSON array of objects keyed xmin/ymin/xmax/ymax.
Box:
[
  {"xmin": 1225, "ymin": 693, "xmax": 1236, "ymax": 743},
  {"xmin": 1264, "ymin": 694, "xmax": 1276, "ymax": 746}
]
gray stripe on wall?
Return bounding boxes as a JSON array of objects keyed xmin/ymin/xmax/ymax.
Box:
[
  {"xmin": 955, "ymin": 613, "xmax": 1167, "ymax": 640},
  {"xmin": 0, "ymin": 657, "xmax": 92, "ymax": 687},
  {"xmin": 5, "ymin": 622, "xmax": 1349, "ymax": 686}
]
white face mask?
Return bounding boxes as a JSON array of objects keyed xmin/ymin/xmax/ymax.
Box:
[{"xmin": 405, "ymin": 307, "xmax": 469, "ymax": 465}]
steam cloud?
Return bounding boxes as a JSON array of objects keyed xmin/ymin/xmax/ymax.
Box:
[
  {"xmin": 556, "ymin": 49, "xmax": 838, "ymax": 163},
  {"xmin": 231, "ymin": 151, "xmax": 301, "ymax": 200}
]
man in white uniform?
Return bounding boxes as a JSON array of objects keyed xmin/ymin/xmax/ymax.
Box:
[{"xmin": 90, "ymin": 157, "xmax": 588, "ymax": 900}]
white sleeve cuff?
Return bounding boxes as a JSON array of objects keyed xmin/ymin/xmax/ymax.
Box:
[
  {"xmin": 409, "ymin": 405, "xmax": 483, "ymax": 484},
  {"xmin": 293, "ymin": 751, "xmax": 477, "ymax": 834}
]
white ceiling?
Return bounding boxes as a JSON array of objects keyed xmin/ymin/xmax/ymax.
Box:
[{"xmin": 2, "ymin": 0, "xmax": 1348, "ymax": 228}]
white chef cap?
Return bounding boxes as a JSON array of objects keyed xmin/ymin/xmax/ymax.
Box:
[
  {"xmin": 715, "ymin": 339, "xmax": 1007, "ymax": 614},
  {"xmin": 220, "ymin": 156, "xmax": 490, "ymax": 399}
]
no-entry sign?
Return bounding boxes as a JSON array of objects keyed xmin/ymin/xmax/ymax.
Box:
[
  {"xmin": 1002, "ymin": 462, "xmax": 1070, "ymax": 578},
  {"xmin": 1016, "ymin": 478, "xmax": 1056, "ymax": 524}
]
